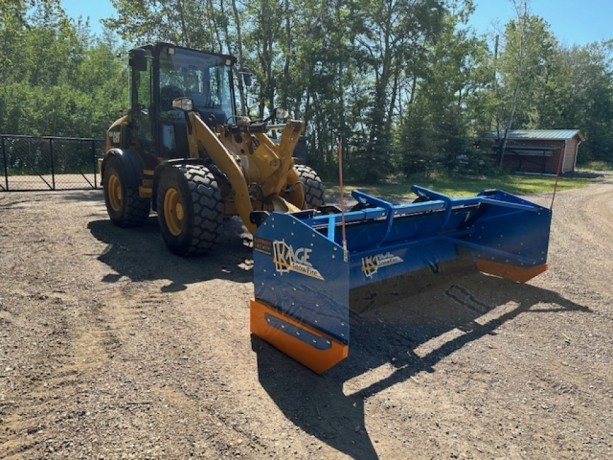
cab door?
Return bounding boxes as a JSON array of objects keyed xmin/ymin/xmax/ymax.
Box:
[{"xmin": 128, "ymin": 48, "xmax": 154, "ymax": 152}]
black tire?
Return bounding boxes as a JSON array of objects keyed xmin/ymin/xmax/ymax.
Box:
[
  {"xmin": 156, "ymin": 165, "xmax": 223, "ymax": 256},
  {"xmin": 294, "ymin": 164, "xmax": 325, "ymax": 209},
  {"xmin": 103, "ymin": 155, "xmax": 150, "ymax": 227}
]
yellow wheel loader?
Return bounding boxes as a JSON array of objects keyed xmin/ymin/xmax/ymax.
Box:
[{"xmin": 101, "ymin": 42, "xmax": 324, "ymax": 255}]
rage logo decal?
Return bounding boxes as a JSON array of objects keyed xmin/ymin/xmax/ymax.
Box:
[
  {"xmin": 361, "ymin": 252, "xmax": 404, "ymax": 278},
  {"xmin": 272, "ymin": 240, "xmax": 324, "ymax": 280}
]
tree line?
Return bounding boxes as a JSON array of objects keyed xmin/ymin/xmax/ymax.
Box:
[{"xmin": 1, "ymin": 0, "xmax": 611, "ymax": 182}]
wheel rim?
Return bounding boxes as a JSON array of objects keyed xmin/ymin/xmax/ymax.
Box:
[
  {"xmin": 107, "ymin": 173, "xmax": 123, "ymax": 212},
  {"xmin": 164, "ymin": 187, "xmax": 185, "ymax": 237}
]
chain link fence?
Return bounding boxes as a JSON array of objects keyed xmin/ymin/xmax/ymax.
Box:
[{"xmin": 0, "ymin": 135, "xmax": 105, "ymax": 191}]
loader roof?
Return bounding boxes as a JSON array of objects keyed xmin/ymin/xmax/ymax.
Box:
[{"xmin": 132, "ymin": 41, "xmax": 237, "ymax": 65}]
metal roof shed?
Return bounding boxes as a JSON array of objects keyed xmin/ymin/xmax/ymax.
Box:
[{"xmin": 483, "ymin": 130, "xmax": 585, "ymax": 174}]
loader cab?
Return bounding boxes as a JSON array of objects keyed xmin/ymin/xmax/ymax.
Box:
[{"xmin": 127, "ymin": 42, "xmax": 238, "ymax": 158}]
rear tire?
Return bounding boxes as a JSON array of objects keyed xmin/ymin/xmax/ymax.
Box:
[
  {"xmin": 103, "ymin": 155, "xmax": 150, "ymax": 227},
  {"xmin": 294, "ymin": 164, "xmax": 325, "ymax": 209},
  {"xmin": 156, "ymin": 165, "xmax": 223, "ymax": 256}
]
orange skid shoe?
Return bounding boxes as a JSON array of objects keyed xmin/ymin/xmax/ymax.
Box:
[{"xmin": 250, "ymin": 299, "xmax": 349, "ymax": 374}]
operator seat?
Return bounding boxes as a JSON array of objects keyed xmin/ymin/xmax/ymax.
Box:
[{"xmin": 160, "ymin": 85, "xmax": 185, "ymax": 111}]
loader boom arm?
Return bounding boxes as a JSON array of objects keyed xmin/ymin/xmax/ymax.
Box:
[
  {"xmin": 186, "ymin": 112, "xmax": 257, "ymax": 233},
  {"xmin": 185, "ymin": 110, "xmax": 308, "ymax": 232}
]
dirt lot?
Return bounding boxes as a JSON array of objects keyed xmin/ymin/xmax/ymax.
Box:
[{"xmin": 1, "ymin": 176, "xmax": 612, "ymax": 459}]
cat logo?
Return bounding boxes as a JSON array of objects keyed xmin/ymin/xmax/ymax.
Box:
[{"xmin": 110, "ymin": 130, "xmax": 121, "ymax": 144}]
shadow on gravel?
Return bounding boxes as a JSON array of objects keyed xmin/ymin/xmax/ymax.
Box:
[
  {"xmin": 59, "ymin": 190, "xmax": 104, "ymax": 202},
  {"xmin": 88, "ymin": 216, "xmax": 253, "ymax": 289},
  {"xmin": 253, "ymin": 270, "xmax": 590, "ymax": 459}
]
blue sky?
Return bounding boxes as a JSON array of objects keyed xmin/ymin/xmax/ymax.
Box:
[{"xmin": 63, "ymin": 0, "xmax": 612, "ymax": 46}]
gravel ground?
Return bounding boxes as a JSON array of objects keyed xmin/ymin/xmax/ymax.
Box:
[{"xmin": 0, "ymin": 175, "xmax": 611, "ymax": 459}]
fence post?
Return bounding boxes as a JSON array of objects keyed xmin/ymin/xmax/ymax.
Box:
[
  {"xmin": 2, "ymin": 136, "xmax": 8, "ymax": 191},
  {"xmin": 49, "ymin": 138, "xmax": 56, "ymax": 190},
  {"xmin": 92, "ymin": 139, "xmax": 98, "ymax": 188}
]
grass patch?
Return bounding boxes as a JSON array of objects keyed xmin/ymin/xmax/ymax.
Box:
[
  {"xmin": 327, "ymin": 173, "xmax": 597, "ymax": 200},
  {"xmin": 578, "ymin": 161, "xmax": 613, "ymax": 171}
]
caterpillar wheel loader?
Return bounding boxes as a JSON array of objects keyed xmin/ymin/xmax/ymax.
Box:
[{"xmin": 101, "ymin": 42, "xmax": 324, "ymax": 255}]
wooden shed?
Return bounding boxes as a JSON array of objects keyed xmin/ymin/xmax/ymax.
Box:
[{"xmin": 482, "ymin": 130, "xmax": 585, "ymax": 174}]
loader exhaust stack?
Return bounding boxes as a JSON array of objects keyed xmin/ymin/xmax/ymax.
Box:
[{"xmin": 250, "ymin": 186, "xmax": 551, "ymax": 373}]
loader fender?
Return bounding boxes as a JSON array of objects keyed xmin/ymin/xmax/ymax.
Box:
[{"xmin": 101, "ymin": 148, "xmax": 146, "ymax": 189}]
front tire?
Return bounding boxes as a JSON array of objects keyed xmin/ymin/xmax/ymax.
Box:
[
  {"xmin": 156, "ymin": 165, "xmax": 223, "ymax": 256},
  {"xmin": 294, "ymin": 164, "xmax": 325, "ymax": 209},
  {"xmin": 103, "ymin": 155, "xmax": 150, "ymax": 227}
]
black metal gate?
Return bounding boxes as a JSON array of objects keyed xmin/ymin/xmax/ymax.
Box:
[{"xmin": 0, "ymin": 135, "xmax": 105, "ymax": 191}]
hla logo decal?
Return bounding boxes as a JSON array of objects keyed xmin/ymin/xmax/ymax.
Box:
[
  {"xmin": 272, "ymin": 240, "xmax": 324, "ymax": 280},
  {"xmin": 361, "ymin": 252, "xmax": 404, "ymax": 278}
]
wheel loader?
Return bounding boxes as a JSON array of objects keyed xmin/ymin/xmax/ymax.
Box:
[
  {"xmin": 101, "ymin": 42, "xmax": 324, "ymax": 256},
  {"xmin": 102, "ymin": 43, "xmax": 553, "ymax": 374}
]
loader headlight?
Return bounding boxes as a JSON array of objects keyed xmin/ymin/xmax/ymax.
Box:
[{"xmin": 172, "ymin": 97, "xmax": 193, "ymax": 111}]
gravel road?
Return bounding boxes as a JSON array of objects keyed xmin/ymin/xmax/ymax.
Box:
[{"xmin": 1, "ymin": 175, "xmax": 611, "ymax": 459}]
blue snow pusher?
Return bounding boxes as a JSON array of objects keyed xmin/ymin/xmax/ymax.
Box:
[{"xmin": 250, "ymin": 186, "xmax": 551, "ymax": 373}]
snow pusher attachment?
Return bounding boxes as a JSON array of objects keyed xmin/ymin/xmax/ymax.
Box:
[{"xmin": 250, "ymin": 186, "xmax": 551, "ymax": 373}]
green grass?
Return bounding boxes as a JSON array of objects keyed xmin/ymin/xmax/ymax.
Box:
[
  {"xmin": 578, "ymin": 161, "xmax": 613, "ymax": 171},
  {"xmin": 327, "ymin": 173, "xmax": 598, "ymax": 200}
]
